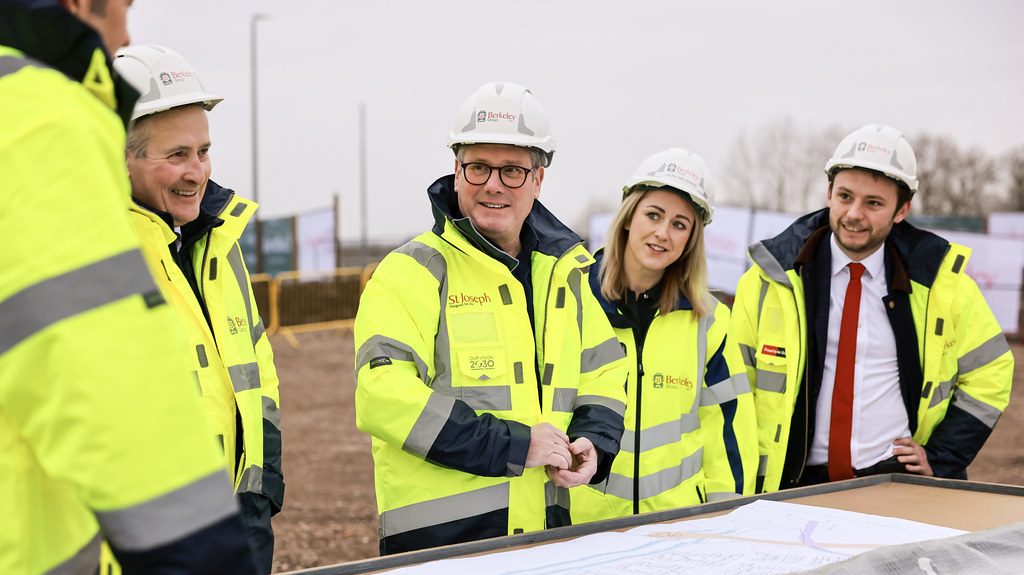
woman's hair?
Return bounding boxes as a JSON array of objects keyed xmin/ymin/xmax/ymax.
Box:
[{"xmin": 599, "ymin": 186, "xmax": 710, "ymax": 317}]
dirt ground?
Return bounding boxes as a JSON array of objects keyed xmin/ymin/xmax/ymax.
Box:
[{"xmin": 269, "ymin": 331, "xmax": 1024, "ymax": 573}]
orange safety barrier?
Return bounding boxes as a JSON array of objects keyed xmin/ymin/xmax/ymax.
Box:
[
  {"xmin": 272, "ymin": 267, "xmax": 365, "ymax": 348},
  {"xmin": 250, "ymin": 273, "xmax": 278, "ymax": 335}
]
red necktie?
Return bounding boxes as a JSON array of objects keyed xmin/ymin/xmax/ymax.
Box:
[{"xmin": 828, "ymin": 262, "xmax": 865, "ymax": 482}]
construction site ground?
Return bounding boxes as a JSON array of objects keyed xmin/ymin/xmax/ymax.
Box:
[{"xmin": 269, "ymin": 330, "xmax": 1024, "ymax": 573}]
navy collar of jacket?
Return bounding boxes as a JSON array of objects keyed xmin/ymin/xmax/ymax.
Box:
[
  {"xmin": 754, "ymin": 208, "xmax": 950, "ymax": 289},
  {"xmin": 0, "ymin": 0, "xmax": 140, "ymax": 128},
  {"xmin": 427, "ymin": 174, "xmax": 582, "ymax": 270},
  {"xmin": 588, "ymin": 248, "xmax": 693, "ymax": 326},
  {"xmin": 133, "ymin": 179, "xmax": 233, "ymax": 237}
]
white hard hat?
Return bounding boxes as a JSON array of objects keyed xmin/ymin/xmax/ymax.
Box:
[
  {"xmin": 447, "ymin": 81, "xmax": 556, "ymax": 167},
  {"xmin": 825, "ymin": 124, "xmax": 918, "ymax": 192},
  {"xmin": 114, "ymin": 45, "xmax": 223, "ymax": 122},
  {"xmin": 623, "ymin": 148, "xmax": 716, "ymax": 224}
]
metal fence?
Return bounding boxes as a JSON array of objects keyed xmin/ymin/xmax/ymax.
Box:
[{"xmin": 251, "ymin": 265, "xmax": 377, "ymax": 347}]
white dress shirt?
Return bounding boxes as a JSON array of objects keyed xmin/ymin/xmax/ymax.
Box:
[{"xmin": 807, "ymin": 235, "xmax": 911, "ymax": 469}]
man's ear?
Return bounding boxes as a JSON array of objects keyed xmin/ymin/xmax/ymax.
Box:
[
  {"xmin": 58, "ymin": 0, "xmax": 83, "ymax": 16},
  {"xmin": 893, "ymin": 198, "xmax": 912, "ymax": 224}
]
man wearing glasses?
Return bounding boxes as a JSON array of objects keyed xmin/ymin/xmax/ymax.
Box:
[{"xmin": 354, "ymin": 81, "xmax": 628, "ymax": 554}]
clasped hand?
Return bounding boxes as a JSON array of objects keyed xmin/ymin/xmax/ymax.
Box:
[{"xmin": 525, "ymin": 423, "xmax": 596, "ymax": 488}]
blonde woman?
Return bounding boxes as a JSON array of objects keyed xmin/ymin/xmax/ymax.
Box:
[{"xmin": 571, "ymin": 148, "xmax": 758, "ymax": 522}]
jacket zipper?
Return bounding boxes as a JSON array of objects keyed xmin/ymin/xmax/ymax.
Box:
[
  {"xmin": 198, "ymin": 231, "xmax": 217, "ymax": 348},
  {"xmin": 537, "ymin": 263, "xmax": 554, "ymax": 410},
  {"xmin": 793, "ymin": 269, "xmax": 810, "ymax": 486},
  {"xmin": 537, "ymin": 244, "xmax": 583, "ymax": 410},
  {"xmin": 633, "ymin": 344, "xmax": 643, "ymax": 515}
]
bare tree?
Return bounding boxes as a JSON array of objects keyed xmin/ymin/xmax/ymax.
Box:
[
  {"xmin": 912, "ymin": 134, "xmax": 998, "ymax": 215},
  {"xmin": 722, "ymin": 118, "xmax": 843, "ymax": 212},
  {"xmin": 1003, "ymin": 145, "xmax": 1024, "ymax": 212}
]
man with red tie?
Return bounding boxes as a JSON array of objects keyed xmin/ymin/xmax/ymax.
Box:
[{"xmin": 730, "ymin": 124, "xmax": 1014, "ymax": 492}]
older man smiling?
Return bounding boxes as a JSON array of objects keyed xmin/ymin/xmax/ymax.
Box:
[{"xmin": 115, "ymin": 44, "xmax": 284, "ymax": 574}]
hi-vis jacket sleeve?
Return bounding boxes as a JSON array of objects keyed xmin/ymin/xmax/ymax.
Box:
[
  {"xmin": 565, "ymin": 278, "xmax": 628, "ymax": 483},
  {"xmin": 354, "ymin": 251, "xmax": 531, "ymax": 478},
  {"xmin": 923, "ymin": 274, "xmax": 1013, "ymax": 477},
  {"xmin": 729, "ymin": 269, "xmax": 763, "ymax": 401},
  {"xmin": 247, "ymin": 262, "xmax": 284, "ymax": 513},
  {"xmin": 699, "ymin": 302, "xmax": 758, "ymax": 499}
]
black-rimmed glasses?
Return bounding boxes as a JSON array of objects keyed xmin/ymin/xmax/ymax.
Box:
[{"xmin": 460, "ymin": 162, "xmax": 534, "ymax": 189}]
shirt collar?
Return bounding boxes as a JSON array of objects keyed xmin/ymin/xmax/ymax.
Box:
[{"xmin": 830, "ymin": 233, "xmax": 885, "ymax": 280}]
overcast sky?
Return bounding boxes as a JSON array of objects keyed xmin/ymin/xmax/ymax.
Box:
[{"xmin": 127, "ymin": 0, "xmax": 1024, "ymax": 243}]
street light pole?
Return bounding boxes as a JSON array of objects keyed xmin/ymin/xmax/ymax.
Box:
[
  {"xmin": 359, "ymin": 101, "xmax": 368, "ymax": 262},
  {"xmin": 251, "ymin": 12, "xmax": 270, "ymax": 273}
]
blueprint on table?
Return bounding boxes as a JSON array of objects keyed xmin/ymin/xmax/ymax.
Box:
[{"xmin": 384, "ymin": 499, "xmax": 966, "ymax": 575}]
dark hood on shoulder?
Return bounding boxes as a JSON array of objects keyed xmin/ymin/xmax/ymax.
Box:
[{"xmin": 0, "ymin": 0, "xmax": 139, "ymax": 127}]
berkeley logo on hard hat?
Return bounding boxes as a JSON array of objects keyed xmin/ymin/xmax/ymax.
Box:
[
  {"xmin": 664, "ymin": 163, "xmax": 703, "ymax": 187},
  {"xmin": 159, "ymin": 72, "xmax": 172, "ymax": 86},
  {"xmin": 476, "ymin": 110, "xmax": 518, "ymax": 124},
  {"xmin": 856, "ymin": 142, "xmax": 892, "ymax": 157}
]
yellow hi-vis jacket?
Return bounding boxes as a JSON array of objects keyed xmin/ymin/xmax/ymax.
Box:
[
  {"xmin": 354, "ymin": 175, "xmax": 628, "ymax": 555},
  {"xmin": 731, "ymin": 209, "xmax": 1013, "ymax": 493},
  {"xmin": 128, "ymin": 182, "xmax": 284, "ymax": 511},
  {"xmin": 571, "ymin": 252, "xmax": 757, "ymax": 523},
  {"xmin": 0, "ymin": 42, "xmax": 243, "ymax": 574}
]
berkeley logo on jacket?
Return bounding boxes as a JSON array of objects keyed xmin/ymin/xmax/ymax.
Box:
[
  {"xmin": 730, "ymin": 208, "xmax": 1013, "ymax": 493},
  {"xmin": 354, "ymin": 175, "xmax": 628, "ymax": 555},
  {"xmin": 571, "ymin": 250, "xmax": 757, "ymax": 524},
  {"xmin": 129, "ymin": 180, "xmax": 284, "ymax": 557}
]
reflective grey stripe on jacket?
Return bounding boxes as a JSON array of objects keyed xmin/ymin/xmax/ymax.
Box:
[
  {"xmin": 95, "ymin": 470, "xmax": 238, "ymax": 551},
  {"xmin": 45, "ymin": 533, "xmax": 100, "ymax": 575},
  {"xmin": 225, "ymin": 242, "xmax": 265, "ymax": 347},
  {"xmin": 602, "ymin": 448, "xmax": 704, "ymax": 500},
  {"xmin": 263, "ymin": 396, "xmax": 281, "ymax": 429},
  {"xmin": 754, "ymin": 369, "xmax": 787, "ymax": 393},
  {"xmin": 575, "ymin": 394, "xmax": 626, "ymax": 417},
  {"xmin": 227, "ymin": 361, "xmax": 261, "ymax": 392},
  {"xmin": 0, "ymin": 54, "xmax": 38, "ymax": 79},
  {"xmin": 581, "ymin": 337, "xmax": 622, "ymax": 373},
  {"xmin": 620, "ymin": 407, "xmax": 700, "ymax": 455},
  {"xmin": 951, "ymin": 388, "xmax": 1002, "ymax": 429},
  {"xmin": 0, "ymin": 249, "xmax": 159, "ymax": 355},
  {"xmin": 958, "ymin": 333, "xmax": 1011, "ymax": 375},
  {"xmin": 749, "ymin": 243, "xmax": 791, "ymax": 288},
  {"xmin": 702, "ymin": 373, "xmax": 752, "ymax": 407},
  {"xmin": 928, "ymin": 374, "xmax": 957, "ymax": 409},
  {"xmin": 403, "ymin": 393, "xmax": 457, "ymax": 458},
  {"xmin": 236, "ymin": 464, "xmax": 264, "ymax": 495},
  {"xmin": 356, "ymin": 334, "xmax": 431, "ymax": 386},
  {"xmin": 379, "ymin": 482, "xmax": 509, "ymax": 538},
  {"xmin": 739, "ymin": 343, "xmax": 756, "ymax": 369},
  {"xmin": 545, "ymin": 481, "xmax": 570, "ymax": 511}
]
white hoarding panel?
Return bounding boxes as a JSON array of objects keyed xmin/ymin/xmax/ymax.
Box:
[
  {"xmin": 988, "ymin": 212, "xmax": 1024, "ymax": 241},
  {"xmin": 933, "ymin": 230, "xmax": 1023, "ymax": 334},
  {"xmin": 588, "ymin": 212, "xmax": 614, "ymax": 253},
  {"xmin": 297, "ymin": 208, "xmax": 336, "ymax": 272},
  {"xmin": 706, "ymin": 206, "xmax": 752, "ymax": 263},
  {"xmin": 750, "ymin": 210, "xmax": 797, "ymax": 246}
]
